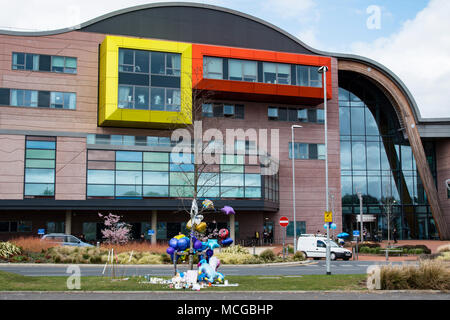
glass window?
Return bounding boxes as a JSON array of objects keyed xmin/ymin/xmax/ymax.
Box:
[
  {"xmin": 166, "ymin": 53, "xmax": 181, "ymax": 76},
  {"xmin": 298, "ymin": 109, "xmax": 307, "ymax": 122},
  {"xmin": 26, "ymin": 149, "xmax": 55, "ymax": 159},
  {"xmin": 245, "ymin": 187, "xmax": 261, "ymax": 198},
  {"xmin": 116, "ymin": 151, "xmax": 142, "ymax": 162},
  {"xmin": 143, "ymin": 152, "xmax": 169, "ymax": 163},
  {"xmin": 12, "ymin": 52, "xmax": 25, "ymax": 70},
  {"xmin": 228, "ymin": 59, "xmax": 257, "ymax": 82},
  {"xmin": 134, "ymin": 50, "xmax": 149, "ymax": 73},
  {"xmin": 64, "ymin": 57, "xmax": 77, "ymax": 73},
  {"xmin": 263, "ymin": 62, "xmax": 277, "ymax": 84},
  {"xmin": 318, "ymin": 144, "xmax": 326, "ymax": 160},
  {"xmin": 25, "ymin": 168, "xmax": 54, "ymax": 183},
  {"xmin": 351, "ymin": 107, "xmax": 365, "ymax": 135},
  {"xmin": 317, "ymin": 109, "xmax": 324, "ymax": 123},
  {"xmin": 87, "ymin": 184, "xmax": 114, "ymax": 197},
  {"xmin": 151, "ymin": 52, "xmax": 165, "ymax": 74},
  {"xmin": 118, "ymin": 85, "xmax": 133, "ymax": 109},
  {"xmin": 18, "ymin": 221, "xmax": 32, "ymax": 232},
  {"xmin": 170, "ymin": 172, "xmax": 194, "ymax": 186},
  {"xmin": 352, "ymin": 141, "xmax": 366, "ymax": 170},
  {"xmin": 277, "ymin": 63, "xmax": 290, "ymax": 85},
  {"xmin": 202, "ymin": 103, "xmax": 213, "ymax": 117},
  {"xmin": 339, "ymin": 107, "xmax": 350, "ymax": 135},
  {"xmin": 10, "ymin": 89, "xmax": 38, "ymax": 107},
  {"xmin": 116, "ymin": 185, "xmax": 142, "ymax": 197},
  {"xmin": 119, "ymin": 49, "xmax": 134, "ymax": 72},
  {"xmin": 51, "ymin": 56, "xmax": 65, "ymax": 72},
  {"xmin": 366, "ymin": 142, "xmax": 381, "ymax": 170},
  {"xmin": 170, "ymin": 186, "xmax": 194, "ymax": 198},
  {"xmin": 143, "ymin": 171, "xmax": 169, "ymax": 185},
  {"xmin": 50, "ymin": 92, "xmax": 76, "ymax": 109},
  {"xmin": 144, "ymin": 186, "xmax": 169, "ymax": 197},
  {"xmin": 166, "ymin": 89, "xmax": 181, "ymax": 111},
  {"xmin": 340, "ymin": 141, "xmax": 351, "ymax": 170},
  {"xmin": 245, "ymin": 174, "xmax": 261, "ymax": 187},
  {"xmin": 116, "ymin": 171, "xmax": 142, "ymax": 185},
  {"xmin": 268, "ymin": 107, "xmax": 278, "ymax": 119},
  {"xmin": 88, "ymin": 170, "xmax": 114, "ymax": 184},
  {"xmin": 24, "ymin": 183, "xmax": 54, "ymax": 196},
  {"xmin": 203, "ymin": 57, "xmax": 223, "ymax": 79},
  {"xmin": 133, "ymin": 86, "xmax": 149, "ymax": 110},
  {"xmin": 229, "ymin": 59, "xmax": 243, "ymax": 81},
  {"xmin": 26, "ymin": 159, "xmax": 55, "ymax": 169},
  {"xmin": 221, "ymin": 173, "xmax": 244, "ymax": 186},
  {"xmin": 151, "ymin": 87, "xmax": 165, "ymax": 110}
]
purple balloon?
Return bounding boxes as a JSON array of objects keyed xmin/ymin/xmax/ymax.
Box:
[
  {"xmin": 169, "ymin": 238, "xmax": 178, "ymax": 249},
  {"xmin": 166, "ymin": 247, "xmax": 175, "ymax": 255},
  {"xmin": 206, "ymin": 249, "xmax": 214, "ymax": 257},
  {"xmin": 221, "ymin": 205, "xmax": 235, "ymax": 215},
  {"xmin": 194, "ymin": 240, "xmax": 203, "ymax": 250}
]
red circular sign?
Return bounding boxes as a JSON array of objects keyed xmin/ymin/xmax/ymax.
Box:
[{"xmin": 279, "ymin": 216, "xmax": 289, "ymax": 227}]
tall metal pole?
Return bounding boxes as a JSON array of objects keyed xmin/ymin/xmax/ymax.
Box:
[
  {"xmin": 291, "ymin": 125, "xmax": 301, "ymax": 254},
  {"xmin": 319, "ymin": 66, "xmax": 331, "ymax": 276},
  {"xmin": 358, "ymin": 192, "xmax": 363, "ymax": 243}
]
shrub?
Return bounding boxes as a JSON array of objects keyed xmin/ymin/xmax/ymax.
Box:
[
  {"xmin": 220, "ymin": 245, "xmax": 249, "ymax": 255},
  {"xmin": 437, "ymin": 244, "xmax": 450, "ymax": 253},
  {"xmin": 361, "ymin": 242, "xmax": 381, "ymax": 249},
  {"xmin": 10, "ymin": 236, "xmax": 58, "ymax": 253},
  {"xmin": 259, "ymin": 249, "xmax": 276, "ymax": 262},
  {"xmin": 293, "ymin": 251, "xmax": 306, "ymax": 261},
  {"xmin": 397, "ymin": 245, "xmax": 431, "ymax": 254},
  {"xmin": 0, "ymin": 242, "xmax": 22, "ymax": 259},
  {"xmin": 436, "ymin": 252, "xmax": 450, "ymax": 262},
  {"xmin": 359, "ymin": 246, "xmax": 371, "ymax": 254},
  {"xmin": 380, "ymin": 260, "xmax": 450, "ymax": 290}
]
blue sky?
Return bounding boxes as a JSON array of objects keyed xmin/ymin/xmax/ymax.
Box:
[{"xmin": 0, "ymin": 0, "xmax": 448, "ymax": 118}]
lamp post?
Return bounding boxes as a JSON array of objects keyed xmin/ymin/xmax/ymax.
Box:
[
  {"xmin": 291, "ymin": 124, "xmax": 302, "ymax": 254},
  {"xmin": 318, "ymin": 65, "xmax": 330, "ymax": 275}
]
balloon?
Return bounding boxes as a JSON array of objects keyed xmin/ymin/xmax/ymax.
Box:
[
  {"xmin": 206, "ymin": 239, "xmax": 220, "ymax": 250},
  {"xmin": 209, "ymin": 256, "xmax": 220, "ymax": 270},
  {"xmin": 174, "ymin": 234, "xmax": 186, "ymax": 240},
  {"xmin": 221, "ymin": 237, "xmax": 233, "ymax": 246},
  {"xmin": 206, "ymin": 249, "xmax": 214, "ymax": 257},
  {"xmin": 197, "ymin": 258, "xmax": 225, "ymax": 284},
  {"xmin": 166, "ymin": 247, "xmax": 175, "ymax": 255},
  {"xmin": 195, "ymin": 222, "xmax": 207, "ymax": 233},
  {"xmin": 331, "ymin": 223, "xmax": 337, "ymax": 230},
  {"xmin": 324, "ymin": 223, "xmax": 329, "ymax": 229},
  {"xmin": 201, "ymin": 241, "xmax": 208, "ymax": 251},
  {"xmin": 194, "ymin": 240, "xmax": 203, "ymax": 250},
  {"xmin": 177, "ymin": 237, "xmax": 189, "ymax": 251},
  {"xmin": 221, "ymin": 205, "xmax": 235, "ymax": 215},
  {"xmin": 169, "ymin": 238, "xmax": 178, "ymax": 248},
  {"xmin": 202, "ymin": 199, "xmax": 214, "ymax": 210},
  {"xmin": 218, "ymin": 228, "xmax": 229, "ymax": 239}
]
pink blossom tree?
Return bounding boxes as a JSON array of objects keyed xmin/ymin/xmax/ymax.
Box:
[{"xmin": 98, "ymin": 213, "xmax": 131, "ymax": 244}]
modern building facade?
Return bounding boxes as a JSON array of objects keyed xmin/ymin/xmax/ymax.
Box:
[{"xmin": 0, "ymin": 3, "xmax": 449, "ymax": 242}]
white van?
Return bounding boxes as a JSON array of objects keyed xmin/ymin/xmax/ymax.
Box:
[{"xmin": 297, "ymin": 235, "xmax": 352, "ymax": 260}]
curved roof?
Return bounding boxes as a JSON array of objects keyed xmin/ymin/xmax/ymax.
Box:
[{"xmin": 0, "ymin": 1, "xmax": 434, "ymax": 123}]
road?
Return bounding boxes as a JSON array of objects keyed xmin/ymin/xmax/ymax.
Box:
[{"xmin": 0, "ymin": 260, "xmax": 416, "ymax": 277}]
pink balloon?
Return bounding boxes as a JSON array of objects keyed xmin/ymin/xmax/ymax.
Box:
[{"xmin": 221, "ymin": 206, "xmax": 235, "ymax": 215}]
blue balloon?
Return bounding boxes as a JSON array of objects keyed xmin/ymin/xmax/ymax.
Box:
[
  {"xmin": 194, "ymin": 240, "xmax": 203, "ymax": 250},
  {"xmin": 169, "ymin": 238, "xmax": 178, "ymax": 248},
  {"xmin": 331, "ymin": 223, "xmax": 337, "ymax": 230},
  {"xmin": 206, "ymin": 249, "xmax": 214, "ymax": 257},
  {"xmin": 166, "ymin": 247, "xmax": 175, "ymax": 255},
  {"xmin": 177, "ymin": 237, "xmax": 189, "ymax": 251},
  {"xmin": 206, "ymin": 239, "xmax": 220, "ymax": 250},
  {"xmin": 221, "ymin": 237, "xmax": 233, "ymax": 246},
  {"xmin": 201, "ymin": 242, "xmax": 208, "ymax": 251}
]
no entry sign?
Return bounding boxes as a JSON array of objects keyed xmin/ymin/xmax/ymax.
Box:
[{"xmin": 279, "ymin": 216, "xmax": 289, "ymax": 227}]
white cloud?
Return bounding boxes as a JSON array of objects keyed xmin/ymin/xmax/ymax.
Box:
[{"xmin": 350, "ymin": 0, "xmax": 450, "ymax": 119}]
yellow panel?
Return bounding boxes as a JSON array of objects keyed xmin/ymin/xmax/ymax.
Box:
[{"xmin": 98, "ymin": 36, "xmax": 192, "ymax": 128}]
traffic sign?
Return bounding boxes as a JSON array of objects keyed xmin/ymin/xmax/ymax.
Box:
[
  {"xmin": 324, "ymin": 211, "xmax": 333, "ymax": 222},
  {"xmin": 38, "ymin": 229, "xmax": 45, "ymax": 235},
  {"xmin": 279, "ymin": 216, "xmax": 289, "ymax": 227},
  {"xmin": 353, "ymin": 230, "xmax": 360, "ymax": 237},
  {"xmin": 147, "ymin": 229, "xmax": 155, "ymax": 236}
]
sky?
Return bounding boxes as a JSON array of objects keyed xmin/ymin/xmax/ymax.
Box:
[{"xmin": 0, "ymin": 0, "xmax": 448, "ymax": 119}]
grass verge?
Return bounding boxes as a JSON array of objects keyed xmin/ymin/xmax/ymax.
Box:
[{"xmin": 0, "ymin": 271, "xmax": 366, "ymax": 292}]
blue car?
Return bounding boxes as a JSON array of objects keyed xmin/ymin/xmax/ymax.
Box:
[{"xmin": 41, "ymin": 233, "xmax": 94, "ymax": 247}]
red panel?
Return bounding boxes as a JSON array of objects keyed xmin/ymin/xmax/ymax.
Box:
[{"xmin": 192, "ymin": 43, "xmax": 333, "ymax": 101}]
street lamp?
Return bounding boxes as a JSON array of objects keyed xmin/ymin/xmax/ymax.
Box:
[
  {"xmin": 291, "ymin": 124, "xmax": 302, "ymax": 254},
  {"xmin": 318, "ymin": 65, "xmax": 330, "ymax": 275}
]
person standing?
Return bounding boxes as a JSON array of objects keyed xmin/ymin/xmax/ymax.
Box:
[{"xmin": 393, "ymin": 227, "xmax": 398, "ymax": 244}]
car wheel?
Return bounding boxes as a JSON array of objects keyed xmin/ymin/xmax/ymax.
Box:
[
  {"xmin": 330, "ymin": 252, "xmax": 337, "ymax": 261},
  {"xmin": 302, "ymin": 251, "xmax": 307, "ymax": 258}
]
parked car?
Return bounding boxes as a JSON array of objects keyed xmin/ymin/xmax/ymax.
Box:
[
  {"xmin": 41, "ymin": 233, "xmax": 94, "ymax": 247},
  {"xmin": 297, "ymin": 235, "xmax": 352, "ymax": 260}
]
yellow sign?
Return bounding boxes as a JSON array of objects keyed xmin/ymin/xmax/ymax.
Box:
[{"xmin": 324, "ymin": 211, "xmax": 333, "ymax": 222}]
